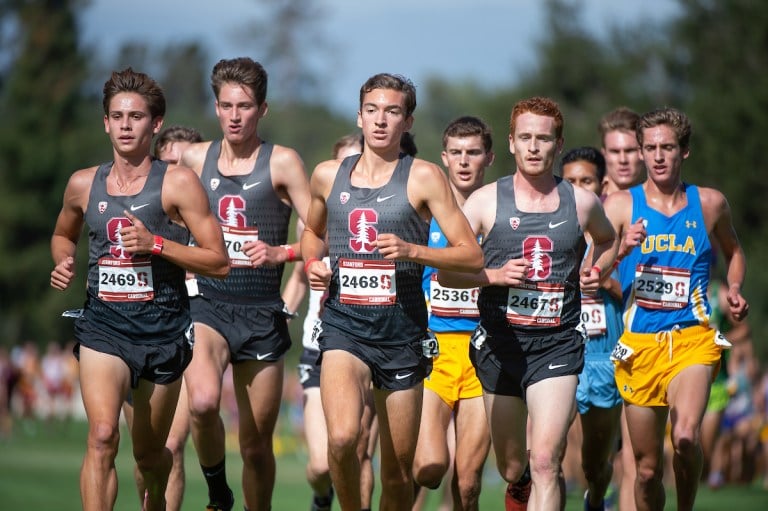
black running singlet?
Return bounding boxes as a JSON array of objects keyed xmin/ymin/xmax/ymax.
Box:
[
  {"xmin": 321, "ymin": 154, "xmax": 430, "ymax": 344},
  {"xmin": 479, "ymin": 176, "xmax": 586, "ymax": 334},
  {"xmin": 80, "ymin": 160, "xmax": 190, "ymax": 343},
  {"xmin": 196, "ymin": 141, "xmax": 291, "ymax": 304}
]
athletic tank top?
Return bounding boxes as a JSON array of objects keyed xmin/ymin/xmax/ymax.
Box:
[
  {"xmin": 196, "ymin": 140, "xmax": 291, "ymax": 304},
  {"xmin": 79, "ymin": 161, "xmax": 190, "ymax": 343},
  {"xmin": 618, "ymin": 184, "xmax": 712, "ymax": 333},
  {"xmin": 579, "ymin": 243, "xmax": 624, "ymax": 357},
  {"xmin": 422, "ymin": 219, "xmax": 480, "ymax": 333},
  {"xmin": 322, "ymin": 154, "xmax": 429, "ymax": 344},
  {"xmin": 479, "ymin": 175, "xmax": 586, "ymax": 334}
]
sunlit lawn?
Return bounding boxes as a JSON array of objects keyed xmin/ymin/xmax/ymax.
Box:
[{"xmin": 1, "ymin": 418, "xmax": 766, "ymax": 510}]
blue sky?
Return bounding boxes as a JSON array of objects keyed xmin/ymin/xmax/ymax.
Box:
[{"xmin": 80, "ymin": 0, "xmax": 679, "ymax": 114}]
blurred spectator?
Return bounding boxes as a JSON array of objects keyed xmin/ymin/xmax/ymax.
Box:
[
  {"xmin": 0, "ymin": 346, "xmax": 15, "ymax": 438},
  {"xmin": 708, "ymin": 336, "xmax": 760, "ymax": 488},
  {"xmin": 40, "ymin": 341, "xmax": 74, "ymax": 421}
]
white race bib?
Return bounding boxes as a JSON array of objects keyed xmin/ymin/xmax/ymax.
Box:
[
  {"xmin": 98, "ymin": 257, "xmax": 154, "ymax": 302},
  {"xmin": 306, "ymin": 319, "xmax": 323, "ymax": 350},
  {"xmin": 221, "ymin": 224, "xmax": 258, "ymax": 267},
  {"xmin": 581, "ymin": 296, "xmax": 607, "ymax": 337},
  {"xmin": 634, "ymin": 264, "xmax": 690, "ymax": 310},
  {"xmin": 338, "ymin": 258, "xmax": 396, "ymax": 305},
  {"xmin": 610, "ymin": 340, "xmax": 635, "ymax": 362},
  {"xmin": 429, "ymin": 274, "xmax": 479, "ymax": 318},
  {"xmin": 506, "ymin": 281, "xmax": 564, "ymax": 326},
  {"xmin": 185, "ymin": 278, "xmax": 199, "ymax": 297}
]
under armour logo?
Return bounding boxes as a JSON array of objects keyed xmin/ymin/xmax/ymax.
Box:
[{"xmin": 685, "ymin": 220, "xmax": 697, "ymax": 228}]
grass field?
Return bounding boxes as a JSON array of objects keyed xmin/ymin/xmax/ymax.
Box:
[{"xmin": 1, "ymin": 418, "xmax": 766, "ymax": 510}]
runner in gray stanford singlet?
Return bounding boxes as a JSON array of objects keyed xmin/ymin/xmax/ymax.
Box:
[
  {"xmin": 479, "ymin": 175, "xmax": 586, "ymax": 335},
  {"xmin": 79, "ymin": 160, "xmax": 191, "ymax": 343},
  {"xmin": 197, "ymin": 140, "xmax": 291, "ymax": 304},
  {"xmin": 322, "ymin": 154, "xmax": 430, "ymax": 344}
]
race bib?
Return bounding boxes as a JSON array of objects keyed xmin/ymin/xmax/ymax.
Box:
[
  {"xmin": 185, "ymin": 278, "xmax": 199, "ymax": 297},
  {"xmin": 429, "ymin": 274, "xmax": 479, "ymax": 318},
  {"xmin": 714, "ymin": 330, "xmax": 732, "ymax": 348},
  {"xmin": 297, "ymin": 364, "xmax": 312, "ymax": 385},
  {"xmin": 581, "ymin": 296, "xmax": 607, "ymax": 337},
  {"xmin": 470, "ymin": 324, "xmax": 488, "ymax": 350},
  {"xmin": 98, "ymin": 257, "xmax": 154, "ymax": 302},
  {"xmin": 338, "ymin": 258, "xmax": 396, "ymax": 305},
  {"xmin": 305, "ymin": 319, "xmax": 323, "ymax": 350},
  {"xmin": 610, "ymin": 340, "xmax": 635, "ymax": 362},
  {"xmin": 634, "ymin": 264, "xmax": 690, "ymax": 310},
  {"xmin": 221, "ymin": 224, "xmax": 259, "ymax": 267},
  {"xmin": 421, "ymin": 332, "xmax": 439, "ymax": 358},
  {"xmin": 506, "ymin": 282, "xmax": 564, "ymax": 326}
]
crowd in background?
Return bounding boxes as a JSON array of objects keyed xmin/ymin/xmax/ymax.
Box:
[
  {"xmin": 2, "ymin": 335, "xmax": 768, "ymax": 493},
  {"xmin": 0, "ymin": 342, "xmax": 306, "ymax": 450}
]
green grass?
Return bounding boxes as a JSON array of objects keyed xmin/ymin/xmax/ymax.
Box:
[{"xmin": 1, "ymin": 418, "xmax": 766, "ymax": 510}]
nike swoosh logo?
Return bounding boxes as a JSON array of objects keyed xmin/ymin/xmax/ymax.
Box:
[
  {"xmin": 256, "ymin": 352, "xmax": 273, "ymax": 361},
  {"xmin": 154, "ymin": 369, "xmax": 174, "ymax": 376},
  {"xmin": 548, "ymin": 363, "xmax": 568, "ymax": 370},
  {"xmin": 242, "ymin": 181, "xmax": 262, "ymax": 190},
  {"xmin": 376, "ymin": 194, "xmax": 396, "ymax": 203},
  {"xmin": 395, "ymin": 372, "xmax": 413, "ymax": 380},
  {"xmin": 548, "ymin": 220, "xmax": 567, "ymax": 229},
  {"xmin": 130, "ymin": 203, "xmax": 150, "ymax": 212}
]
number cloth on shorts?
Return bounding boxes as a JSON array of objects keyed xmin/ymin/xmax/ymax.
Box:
[
  {"xmin": 425, "ymin": 331, "xmax": 482, "ymax": 409},
  {"xmin": 613, "ymin": 324, "xmax": 723, "ymax": 407}
]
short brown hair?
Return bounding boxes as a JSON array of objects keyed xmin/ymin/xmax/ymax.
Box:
[
  {"xmin": 637, "ymin": 107, "xmax": 692, "ymax": 152},
  {"xmin": 332, "ymin": 133, "xmax": 363, "ymax": 159},
  {"xmin": 442, "ymin": 116, "xmax": 493, "ymax": 152},
  {"xmin": 359, "ymin": 73, "xmax": 417, "ymax": 117},
  {"xmin": 598, "ymin": 107, "xmax": 639, "ymax": 145},
  {"xmin": 154, "ymin": 125, "xmax": 203, "ymax": 157},
  {"xmin": 102, "ymin": 68, "xmax": 165, "ymax": 119},
  {"xmin": 211, "ymin": 57, "xmax": 268, "ymax": 105}
]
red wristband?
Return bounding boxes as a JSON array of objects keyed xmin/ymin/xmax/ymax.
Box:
[
  {"xmin": 592, "ymin": 265, "xmax": 602, "ymax": 275},
  {"xmin": 151, "ymin": 235, "xmax": 164, "ymax": 255},
  {"xmin": 304, "ymin": 257, "xmax": 320, "ymax": 275},
  {"xmin": 281, "ymin": 244, "xmax": 296, "ymax": 263}
]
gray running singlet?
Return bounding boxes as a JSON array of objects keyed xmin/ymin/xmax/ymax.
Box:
[
  {"xmin": 479, "ymin": 175, "xmax": 586, "ymax": 334},
  {"xmin": 80, "ymin": 160, "xmax": 190, "ymax": 343},
  {"xmin": 322, "ymin": 154, "xmax": 430, "ymax": 344},
  {"xmin": 196, "ymin": 140, "xmax": 291, "ymax": 304}
]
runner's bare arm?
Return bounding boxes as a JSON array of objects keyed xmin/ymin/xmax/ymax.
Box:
[
  {"xmin": 50, "ymin": 168, "xmax": 96, "ymax": 290},
  {"xmin": 301, "ymin": 160, "xmax": 335, "ymax": 290},
  {"xmin": 160, "ymin": 166, "xmax": 228, "ymax": 278},
  {"xmin": 376, "ymin": 161, "xmax": 483, "ymax": 272}
]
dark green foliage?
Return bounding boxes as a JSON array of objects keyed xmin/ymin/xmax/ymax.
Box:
[{"xmin": 0, "ymin": 0, "xmax": 90, "ymax": 343}]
